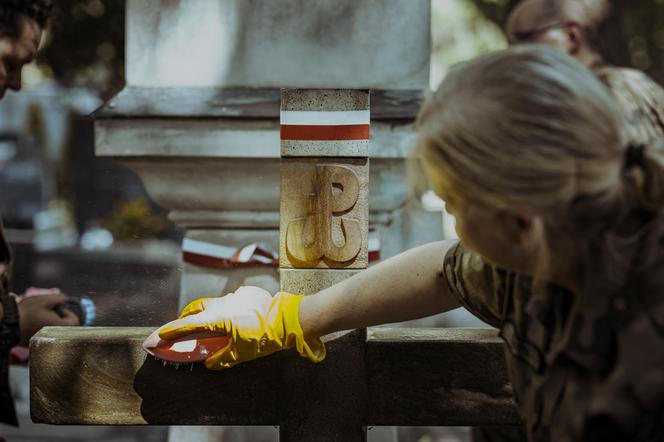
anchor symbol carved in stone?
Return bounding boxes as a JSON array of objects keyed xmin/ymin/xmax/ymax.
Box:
[{"xmin": 286, "ymin": 165, "xmax": 361, "ymax": 264}]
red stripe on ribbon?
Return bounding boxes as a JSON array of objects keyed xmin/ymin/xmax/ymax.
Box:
[
  {"xmin": 281, "ymin": 124, "xmax": 370, "ymax": 141},
  {"xmin": 183, "ymin": 252, "xmax": 277, "ymax": 269}
]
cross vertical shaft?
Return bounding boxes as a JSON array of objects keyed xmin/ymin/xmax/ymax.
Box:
[{"xmin": 278, "ymin": 89, "xmax": 371, "ymax": 441}]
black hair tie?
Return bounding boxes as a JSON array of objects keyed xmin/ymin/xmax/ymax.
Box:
[{"xmin": 625, "ymin": 143, "xmax": 645, "ymax": 171}]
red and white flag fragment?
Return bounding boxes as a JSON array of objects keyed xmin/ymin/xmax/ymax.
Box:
[
  {"xmin": 280, "ymin": 110, "xmax": 370, "ymax": 141},
  {"xmin": 182, "ymin": 239, "xmax": 278, "ymax": 269}
]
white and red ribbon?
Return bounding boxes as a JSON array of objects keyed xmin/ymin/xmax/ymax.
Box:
[
  {"xmin": 183, "ymin": 235, "xmax": 381, "ymax": 270},
  {"xmin": 182, "ymin": 239, "xmax": 277, "ymax": 269},
  {"xmin": 280, "ymin": 110, "xmax": 370, "ymax": 141}
]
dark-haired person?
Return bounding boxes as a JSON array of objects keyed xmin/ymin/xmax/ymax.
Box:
[
  {"xmin": 506, "ymin": 0, "xmax": 664, "ymax": 146},
  {"xmin": 0, "ymin": 0, "xmax": 79, "ymax": 427}
]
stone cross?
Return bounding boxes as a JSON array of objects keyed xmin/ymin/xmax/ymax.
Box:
[{"xmin": 30, "ymin": 327, "xmax": 519, "ymax": 439}]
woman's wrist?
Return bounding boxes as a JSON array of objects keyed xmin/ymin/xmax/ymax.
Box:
[{"xmin": 298, "ymin": 293, "xmax": 336, "ymax": 341}]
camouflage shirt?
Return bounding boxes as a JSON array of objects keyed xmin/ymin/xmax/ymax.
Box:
[
  {"xmin": 444, "ymin": 241, "xmax": 664, "ymax": 442},
  {"xmin": 594, "ymin": 66, "xmax": 664, "ymax": 146},
  {"xmin": 0, "ymin": 219, "xmax": 18, "ymax": 426}
]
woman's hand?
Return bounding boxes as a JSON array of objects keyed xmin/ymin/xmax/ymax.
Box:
[{"xmin": 145, "ymin": 286, "xmax": 325, "ymax": 370}]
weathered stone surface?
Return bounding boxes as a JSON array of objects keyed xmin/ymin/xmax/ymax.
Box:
[
  {"xmin": 280, "ymin": 268, "xmax": 361, "ymax": 294},
  {"xmin": 94, "ymin": 87, "xmax": 424, "ymax": 120},
  {"xmin": 30, "ymin": 327, "xmax": 518, "ymax": 428},
  {"xmin": 366, "ymin": 328, "xmax": 521, "ymax": 426},
  {"xmin": 95, "ymin": 119, "xmax": 414, "ymax": 159},
  {"xmin": 281, "ymin": 89, "xmax": 369, "ymax": 112},
  {"xmin": 279, "ymin": 158, "xmax": 369, "ymax": 269},
  {"xmin": 30, "ymin": 327, "xmax": 280, "ymax": 426},
  {"xmin": 280, "ymin": 329, "xmax": 367, "ymax": 442},
  {"xmin": 281, "ymin": 139, "xmax": 368, "ymax": 158},
  {"xmin": 126, "ymin": 1, "xmax": 430, "ymax": 89}
]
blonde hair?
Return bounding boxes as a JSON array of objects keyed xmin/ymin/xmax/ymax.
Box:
[{"xmin": 418, "ymin": 45, "xmax": 664, "ymax": 291}]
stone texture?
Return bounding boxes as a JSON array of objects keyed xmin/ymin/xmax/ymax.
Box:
[
  {"xmin": 126, "ymin": 0, "xmax": 430, "ymax": 89},
  {"xmin": 366, "ymin": 328, "xmax": 520, "ymax": 426},
  {"xmin": 280, "ymin": 89, "xmax": 369, "ymax": 112},
  {"xmin": 279, "ymin": 158, "xmax": 369, "ymax": 269},
  {"xmin": 95, "ymin": 87, "xmax": 424, "ymax": 119},
  {"xmin": 280, "ymin": 268, "xmax": 361, "ymax": 294},
  {"xmin": 281, "ymin": 139, "xmax": 368, "ymax": 158},
  {"xmin": 30, "ymin": 327, "xmax": 517, "ymax": 427},
  {"xmin": 95, "ymin": 119, "xmax": 415, "ymax": 159},
  {"xmin": 30, "ymin": 327, "xmax": 280, "ymax": 426},
  {"xmin": 279, "ymin": 330, "xmax": 368, "ymax": 442}
]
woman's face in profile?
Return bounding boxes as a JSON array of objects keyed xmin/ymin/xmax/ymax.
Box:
[{"xmin": 430, "ymin": 167, "xmax": 541, "ymax": 277}]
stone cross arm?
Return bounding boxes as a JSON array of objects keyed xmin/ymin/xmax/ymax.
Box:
[{"xmin": 30, "ymin": 327, "xmax": 520, "ymax": 439}]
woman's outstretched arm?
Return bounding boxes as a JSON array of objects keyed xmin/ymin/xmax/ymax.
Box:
[
  {"xmin": 148, "ymin": 240, "xmax": 462, "ymax": 369},
  {"xmin": 299, "ymin": 240, "xmax": 461, "ymax": 339}
]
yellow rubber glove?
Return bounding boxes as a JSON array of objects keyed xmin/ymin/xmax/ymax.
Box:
[{"xmin": 158, "ymin": 286, "xmax": 326, "ymax": 370}]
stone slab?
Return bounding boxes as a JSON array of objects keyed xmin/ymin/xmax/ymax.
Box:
[
  {"xmin": 94, "ymin": 87, "xmax": 424, "ymax": 120},
  {"xmin": 281, "ymin": 89, "xmax": 369, "ymax": 112},
  {"xmin": 280, "ymin": 268, "xmax": 362, "ymax": 294},
  {"xmin": 30, "ymin": 327, "xmax": 280, "ymax": 426},
  {"xmin": 279, "ymin": 158, "xmax": 369, "ymax": 269},
  {"xmin": 30, "ymin": 327, "xmax": 517, "ymax": 427},
  {"xmin": 279, "ymin": 329, "xmax": 367, "ymax": 442},
  {"xmin": 95, "ymin": 119, "xmax": 416, "ymax": 159},
  {"xmin": 126, "ymin": 0, "xmax": 430, "ymax": 89},
  {"xmin": 366, "ymin": 328, "xmax": 521, "ymax": 426},
  {"xmin": 281, "ymin": 140, "xmax": 368, "ymax": 158}
]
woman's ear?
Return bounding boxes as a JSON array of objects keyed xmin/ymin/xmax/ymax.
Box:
[
  {"xmin": 502, "ymin": 211, "xmax": 543, "ymax": 251},
  {"xmin": 564, "ymin": 22, "xmax": 583, "ymax": 55}
]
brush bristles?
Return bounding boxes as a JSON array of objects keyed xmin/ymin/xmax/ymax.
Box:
[{"xmin": 153, "ymin": 355, "xmax": 195, "ymax": 370}]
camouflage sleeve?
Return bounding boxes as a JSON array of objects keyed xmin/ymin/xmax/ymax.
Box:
[
  {"xmin": 443, "ymin": 241, "xmax": 509, "ymax": 329},
  {"xmin": 594, "ymin": 66, "xmax": 664, "ymax": 145}
]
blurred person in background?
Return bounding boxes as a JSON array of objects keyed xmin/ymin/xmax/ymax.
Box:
[
  {"xmin": 0, "ymin": 0, "xmax": 79, "ymax": 428},
  {"xmin": 506, "ymin": 0, "xmax": 664, "ymax": 146}
]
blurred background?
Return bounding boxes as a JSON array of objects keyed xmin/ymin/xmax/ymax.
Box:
[{"xmin": 0, "ymin": 0, "xmax": 661, "ymax": 441}]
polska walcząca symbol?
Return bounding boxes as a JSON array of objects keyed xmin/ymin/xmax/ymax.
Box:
[{"xmin": 286, "ymin": 165, "xmax": 361, "ymax": 264}]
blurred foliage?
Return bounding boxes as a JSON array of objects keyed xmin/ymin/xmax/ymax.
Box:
[
  {"xmin": 431, "ymin": 0, "xmax": 508, "ymax": 87},
  {"xmin": 102, "ymin": 199, "xmax": 168, "ymax": 242},
  {"xmin": 466, "ymin": 0, "xmax": 664, "ymax": 85},
  {"xmin": 38, "ymin": 0, "xmax": 125, "ymax": 100}
]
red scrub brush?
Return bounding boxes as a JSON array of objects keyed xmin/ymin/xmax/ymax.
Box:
[{"xmin": 143, "ymin": 328, "xmax": 230, "ymax": 364}]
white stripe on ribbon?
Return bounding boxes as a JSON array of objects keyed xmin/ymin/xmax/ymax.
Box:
[
  {"xmin": 237, "ymin": 244, "xmax": 257, "ymax": 263},
  {"xmin": 182, "ymin": 239, "xmax": 235, "ymax": 260},
  {"xmin": 368, "ymin": 236, "xmax": 380, "ymax": 252},
  {"xmin": 253, "ymin": 255, "xmax": 274, "ymax": 264},
  {"xmin": 280, "ymin": 110, "xmax": 370, "ymax": 126}
]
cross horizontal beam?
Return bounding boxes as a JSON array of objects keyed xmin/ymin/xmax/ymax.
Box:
[{"xmin": 30, "ymin": 327, "xmax": 520, "ymax": 427}]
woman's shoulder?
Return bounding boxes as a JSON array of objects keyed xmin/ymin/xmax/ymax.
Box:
[
  {"xmin": 443, "ymin": 241, "xmax": 526, "ymax": 328},
  {"xmin": 593, "ymin": 65, "xmax": 662, "ymax": 93},
  {"xmin": 593, "ymin": 65, "xmax": 664, "ymax": 144}
]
